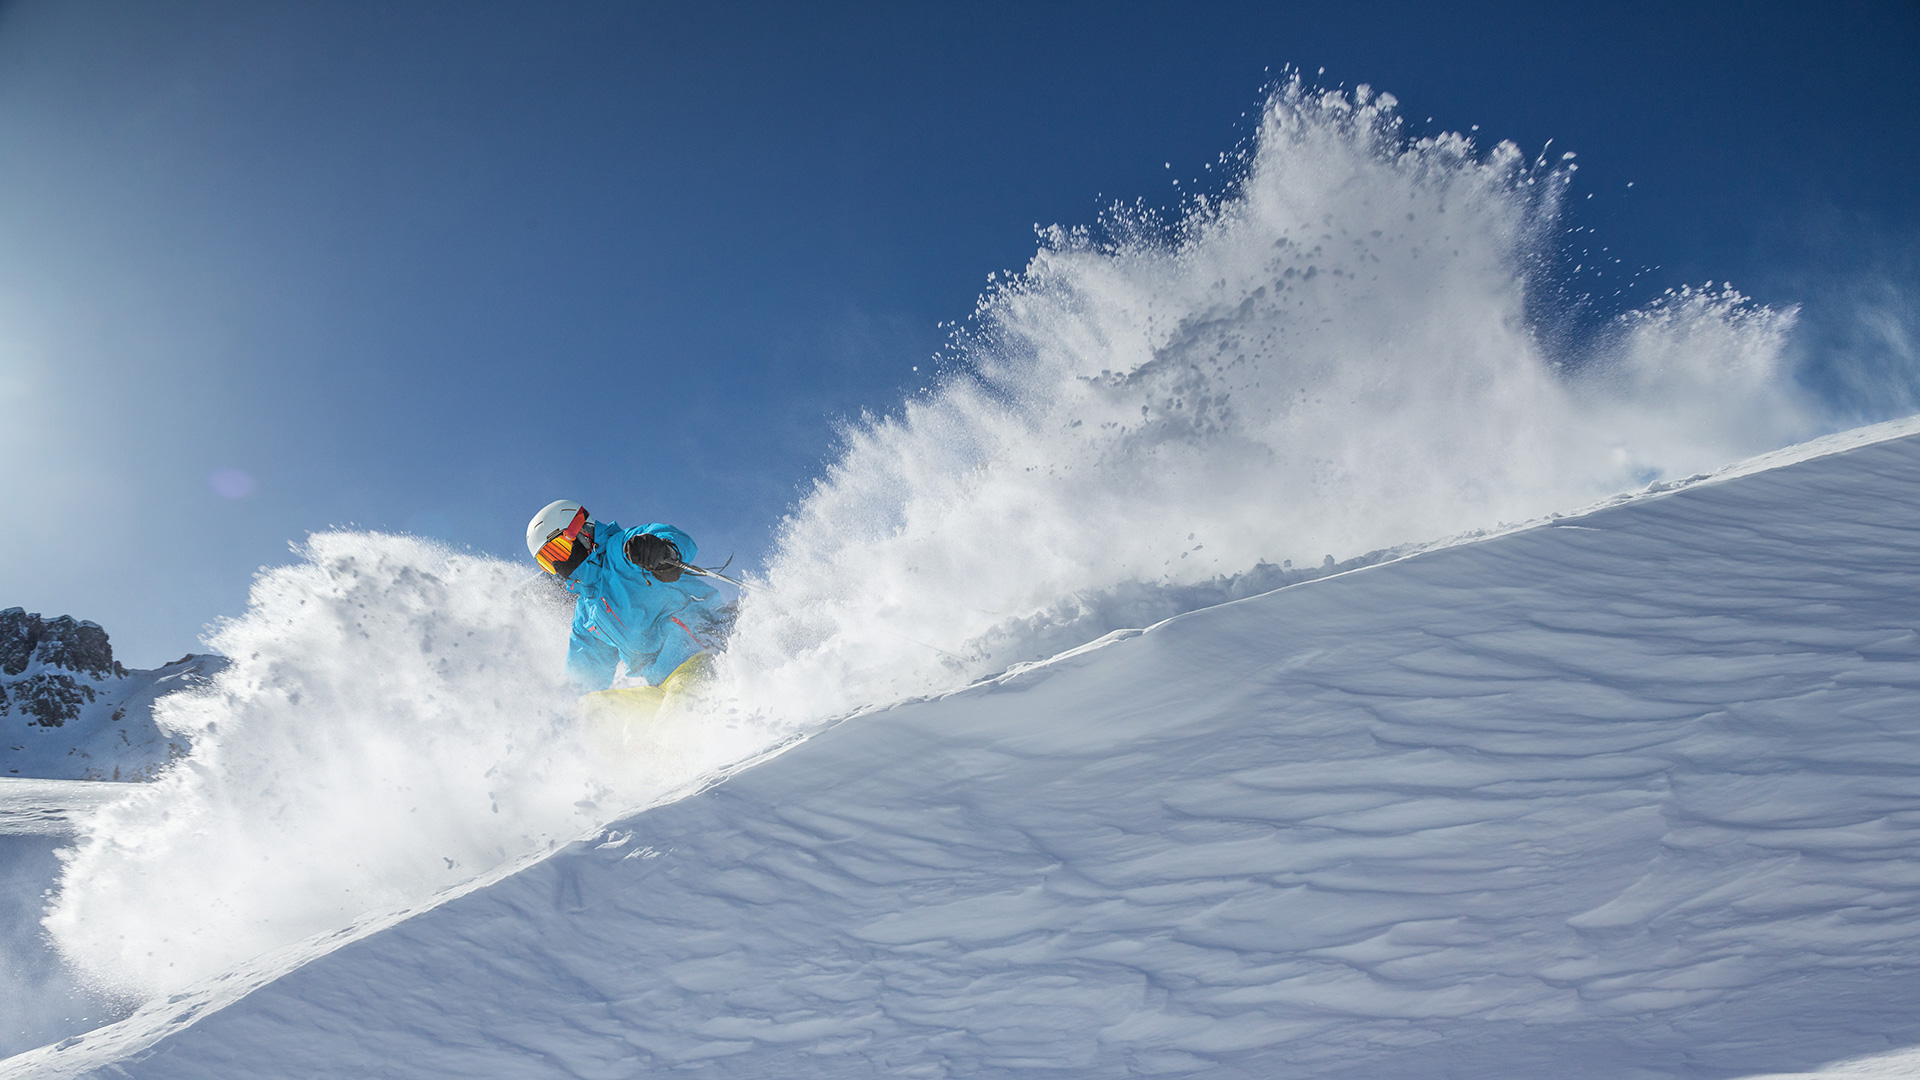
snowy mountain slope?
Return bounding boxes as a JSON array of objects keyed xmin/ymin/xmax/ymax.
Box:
[
  {"xmin": 13, "ymin": 427, "xmax": 1920, "ymax": 1079},
  {"xmin": 1, "ymin": 609, "xmax": 225, "ymax": 782}
]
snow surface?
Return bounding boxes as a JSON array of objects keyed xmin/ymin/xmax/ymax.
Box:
[
  {"xmin": 0, "ymin": 780, "xmax": 127, "ymax": 837},
  {"xmin": 1741, "ymin": 1048, "xmax": 1920, "ymax": 1080},
  {"xmin": 11, "ymin": 424, "xmax": 1920, "ymax": 1078}
]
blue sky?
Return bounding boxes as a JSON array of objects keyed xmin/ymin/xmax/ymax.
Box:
[{"xmin": 0, "ymin": 0, "xmax": 1914, "ymax": 666}]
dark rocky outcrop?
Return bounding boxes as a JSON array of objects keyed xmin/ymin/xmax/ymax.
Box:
[
  {"xmin": 0, "ymin": 607, "xmax": 123, "ymax": 680},
  {"xmin": 9, "ymin": 672, "xmax": 96, "ymax": 727},
  {"xmin": 3, "ymin": 609, "xmax": 223, "ymax": 779},
  {"xmin": 0, "ymin": 607, "xmax": 126, "ymax": 727}
]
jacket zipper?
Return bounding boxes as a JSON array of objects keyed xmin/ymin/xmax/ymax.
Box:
[{"xmin": 601, "ymin": 598, "xmax": 629, "ymax": 633}]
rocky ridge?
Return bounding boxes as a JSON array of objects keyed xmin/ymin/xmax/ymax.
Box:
[{"xmin": 1, "ymin": 608, "xmax": 226, "ymax": 781}]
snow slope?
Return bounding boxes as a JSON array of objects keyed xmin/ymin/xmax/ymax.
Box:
[{"xmin": 12, "ymin": 423, "xmax": 1920, "ymax": 1078}]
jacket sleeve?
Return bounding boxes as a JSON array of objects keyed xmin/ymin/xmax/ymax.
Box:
[
  {"xmin": 636, "ymin": 523, "xmax": 697, "ymax": 565},
  {"xmin": 565, "ymin": 606, "xmax": 620, "ymax": 693}
]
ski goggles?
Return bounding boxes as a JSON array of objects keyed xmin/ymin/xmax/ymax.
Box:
[{"xmin": 536, "ymin": 507, "xmax": 595, "ymax": 578}]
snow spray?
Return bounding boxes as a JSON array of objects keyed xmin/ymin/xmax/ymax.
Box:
[
  {"xmin": 714, "ymin": 75, "xmax": 1813, "ymax": 722},
  {"xmin": 47, "ymin": 75, "xmax": 1815, "ymax": 1001}
]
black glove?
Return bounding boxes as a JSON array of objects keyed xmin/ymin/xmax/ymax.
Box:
[{"xmin": 623, "ymin": 534, "xmax": 683, "ymax": 580}]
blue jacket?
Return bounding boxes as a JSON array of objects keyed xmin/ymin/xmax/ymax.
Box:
[{"xmin": 561, "ymin": 520, "xmax": 722, "ymax": 691}]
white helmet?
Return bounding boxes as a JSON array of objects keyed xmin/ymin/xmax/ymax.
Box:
[{"xmin": 526, "ymin": 499, "xmax": 595, "ymax": 576}]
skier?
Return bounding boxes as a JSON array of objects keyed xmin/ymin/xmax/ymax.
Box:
[{"xmin": 525, "ymin": 499, "xmax": 726, "ymax": 693}]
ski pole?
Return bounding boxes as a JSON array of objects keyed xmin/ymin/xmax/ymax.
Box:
[{"xmin": 666, "ymin": 560, "xmax": 758, "ymax": 592}]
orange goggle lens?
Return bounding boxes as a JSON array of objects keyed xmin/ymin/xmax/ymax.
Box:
[
  {"xmin": 535, "ymin": 535, "xmax": 575, "ymax": 573},
  {"xmin": 536, "ymin": 508, "xmax": 592, "ymax": 576}
]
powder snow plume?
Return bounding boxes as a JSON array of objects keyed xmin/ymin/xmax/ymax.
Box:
[
  {"xmin": 47, "ymin": 76, "xmax": 1820, "ymax": 1002},
  {"xmin": 715, "ymin": 76, "xmax": 1815, "ymax": 723}
]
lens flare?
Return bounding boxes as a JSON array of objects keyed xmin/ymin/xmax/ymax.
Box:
[{"xmin": 206, "ymin": 468, "xmax": 256, "ymax": 499}]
